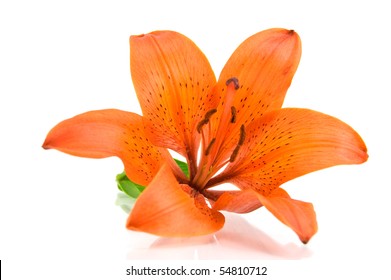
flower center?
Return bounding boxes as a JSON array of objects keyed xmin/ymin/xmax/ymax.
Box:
[{"xmin": 191, "ymin": 77, "xmax": 246, "ymax": 190}]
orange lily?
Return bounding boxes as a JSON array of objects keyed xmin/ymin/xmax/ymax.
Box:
[{"xmin": 43, "ymin": 28, "xmax": 368, "ymax": 243}]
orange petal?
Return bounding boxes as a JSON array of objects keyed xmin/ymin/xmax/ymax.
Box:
[
  {"xmin": 207, "ymin": 190, "xmax": 262, "ymax": 214},
  {"xmin": 127, "ymin": 164, "xmax": 225, "ymax": 237},
  {"xmin": 257, "ymin": 188, "xmax": 317, "ymax": 244},
  {"xmin": 220, "ymin": 28, "xmax": 301, "ymax": 118},
  {"xmin": 223, "ymin": 108, "xmax": 368, "ymax": 193},
  {"xmin": 130, "ymin": 31, "xmax": 217, "ymax": 159},
  {"xmin": 208, "ymin": 28, "xmax": 302, "ymax": 162},
  {"xmin": 42, "ymin": 109, "xmax": 169, "ymax": 186}
]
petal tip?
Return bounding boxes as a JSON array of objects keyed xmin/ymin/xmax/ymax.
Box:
[
  {"xmin": 299, "ymin": 234, "xmax": 314, "ymax": 244},
  {"xmin": 270, "ymin": 27, "xmax": 299, "ymax": 38},
  {"xmin": 42, "ymin": 136, "xmax": 53, "ymax": 150},
  {"xmin": 42, "ymin": 143, "xmax": 50, "ymax": 150},
  {"xmin": 300, "ymin": 238, "xmax": 309, "ymax": 245},
  {"xmin": 130, "ymin": 33, "xmax": 148, "ymax": 42}
]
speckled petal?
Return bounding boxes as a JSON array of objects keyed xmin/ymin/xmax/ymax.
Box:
[
  {"xmin": 208, "ymin": 28, "xmax": 302, "ymax": 162},
  {"xmin": 130, "ymin": 31, "xmax": 217, "ymax": 159},
  {"xmin": 257, "ymin": 188, "xmax": 318, "ymax": 244},
  {"xmin": 224, "ymin": 108, "xmax": 368, "ymax": 194},
  {"xmin": 42, "ymin": 109, "xmax": 169, "ymax": 186},
  {"xmin": 207, "ymin": 189, "xmax": 262, "ymax": 213},
  {"xmin": 127, "ymin": 164, "xmax": 225, "ymax": 237}
]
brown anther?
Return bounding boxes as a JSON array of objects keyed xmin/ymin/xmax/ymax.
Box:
[
  {"xmin": 238, "ymin": 125, "xmax": 246, "ymax": 145},
  {"xmin": 205, "ymin": 138, "xmax": 216, "ymax": 156},
  {"xmin": 204, "ymin": 108, "xmax": 217, "ymax": 121},
  {"xmin": 197, "ymin": 119, "xmax": 209, "ymax": 133},
  {"xmin": 230, "ymin": 145, "xmax": 240, "ymax": 162},
  {"xmin": 197, "ymin": 109, "xmax": 217, "ymax": 133},
  {"xmin": 229, "ymin": 125, "xmax": 246, "ymax": 163},
  {"xmin": 226, "ymin": 77, "xmax": 240, "ymax": 90},
  {"xmin": 230, "ymin": 106, "xmax": 237, "ymax": 123}
]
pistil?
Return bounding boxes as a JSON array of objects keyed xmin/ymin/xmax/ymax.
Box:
[{"xmin": 191, "ymin": 77, "xmax": 241, "ymax": 190}]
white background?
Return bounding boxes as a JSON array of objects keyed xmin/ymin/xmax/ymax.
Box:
[{"xmin": 1, "ymin": 0, "xmax": 390, "ymax": 278}]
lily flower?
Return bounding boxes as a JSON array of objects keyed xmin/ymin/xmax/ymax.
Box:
[{"xmin": 43, "ymin": 28, "xmax": 367, "ymax": 243}]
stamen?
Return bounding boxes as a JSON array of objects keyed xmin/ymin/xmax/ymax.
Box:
[
  {"xmin": 205, "ymin": 138, "xmax": 216, "ymax": 156},
  {"xmin": 204, "ymin": 108, "xmax": 217, "ymax": 121},
  {"xmin": 230, "ymin": 145, "xmax": 240, "ymax": 162},
  {"xmin": 197, "ymin": 119, "xmax": 209, "ymax": 133},
  {"xmin": 230, "ymin": 106, "xmax": 237, "ymax": 123},
  {"xmin": 229, "ymin": 125, "xmax": 246, "ymax": 163},
  {"xmin": 204, "ymin": 77, "xmax": 240, "ymax": 166},
  {"xmin": 226, "ymin": 77, "xmax": 240, "ymax": 90},
  {"xmin": 238, "ymin": 124, "xmax": 246, "ymax": 145},
  {"xmin": 196, "ymin": 109, "xmax": 218, "ymax": 133}
]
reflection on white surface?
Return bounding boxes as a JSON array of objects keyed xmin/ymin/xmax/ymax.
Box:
[{"xmin": 126, "ymin": 213, "xmax": 311, "ymax": 260}]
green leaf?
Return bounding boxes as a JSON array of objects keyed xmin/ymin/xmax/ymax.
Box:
[
  {"xmin": 115, "ymin": 192, "xmax": 136, "ymax": 214},
  {"xmin": 115, "ymin": 158, "xmax": 188, "ymax": 199},
  {"xmin": 115, "ymin": 158, "xmax": 189, "ymax": 213},
  {"xmin": 174, "ymin": 158, "xmax": 189, "ymax": 178},
  {"xmin": 116, "ymin": 171, "xmax": 145, "ymax": 199}
]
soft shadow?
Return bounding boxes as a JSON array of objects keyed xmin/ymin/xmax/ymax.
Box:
[{"xmin": 127, "ymin": 213, "xmax": 312, "ymax": 260}]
